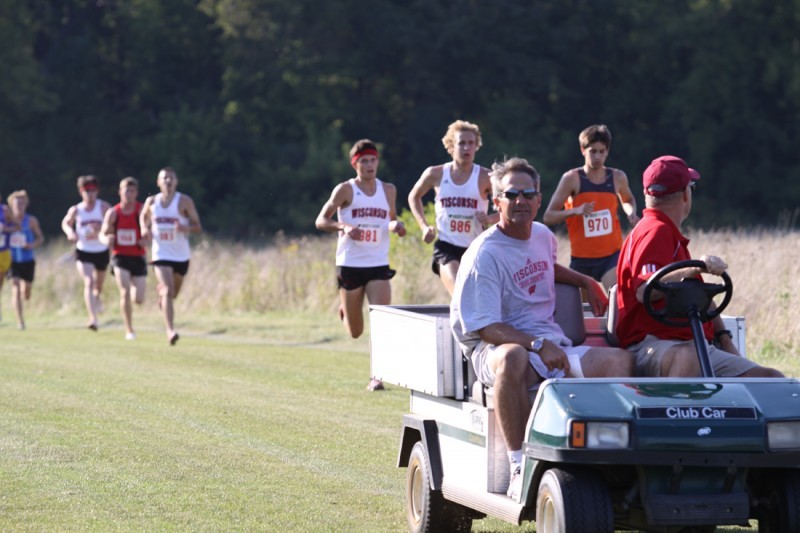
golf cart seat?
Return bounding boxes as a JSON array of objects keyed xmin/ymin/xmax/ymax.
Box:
[
  {"xmin": 471, "ymin": 283, "xmax": 586, "ymax": 406},
  {"xmin": 606, "ymin": 284, "xmax": 620, "ymax": 346}
]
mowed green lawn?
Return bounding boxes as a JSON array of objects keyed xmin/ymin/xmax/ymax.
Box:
[
  {"xmin": 1, "ymin": 312, "xmax": 421, "ymax": 531},
  {"xmin": 0, "ymin": 311, "xmax": 760, "ymax": 532}
]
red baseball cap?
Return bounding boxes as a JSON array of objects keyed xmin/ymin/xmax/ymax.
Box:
[{"xmin": 643, "ymin": 155, "xmax": 701, "ymax": 197}]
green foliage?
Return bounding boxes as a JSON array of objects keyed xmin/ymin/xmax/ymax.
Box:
[{"xmin": 1, "ymin": 0, "xmax": 799, "ymax": 235}]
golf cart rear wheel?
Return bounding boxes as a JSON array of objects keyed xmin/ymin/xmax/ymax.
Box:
[
  {"xmin": 536, "ymin": 467, "xmax": 613, "ymax": 533},
  {"xmin": 758, "ymin": 470, "xmax": 800, "ymax": 533},
  {"xmin": 406, "ymin": 441, "xmax": 472, "ymax": 533}
]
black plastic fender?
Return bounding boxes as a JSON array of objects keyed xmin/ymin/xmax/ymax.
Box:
[{"xmin": 398, "ymin": 414, "xmax": 443, "ymax": 491}]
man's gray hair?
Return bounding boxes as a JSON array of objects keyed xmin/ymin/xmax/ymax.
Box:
[{"xmin": 489, "ymin": 157, "xmax": 541, "ymax": 196}]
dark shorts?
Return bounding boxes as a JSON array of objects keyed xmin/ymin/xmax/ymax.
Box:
[
  {"xmin": 569, "ymin": 250, "xmax": 620, "ymax": 282},
  {"xmin": 76, "ymin": 249, "xmax": 110, "ymax": 271},
  {"xmin": 431, "ymin": 239, "xmax": 468, "ymax": 276},
  {"xmin": 336, "ymin": 265, "xmax": 395, "ymax": 291},
  {"xmin": 113, "ymin": 254, "xmax": 148, "ymax": 277},
  {"xmin": 10, "ymin": 260, "xmax": 35, "ymax": 283},
  {"xmin": 152, "ymin": 259, "xmax": 190, "ymax": 277}
]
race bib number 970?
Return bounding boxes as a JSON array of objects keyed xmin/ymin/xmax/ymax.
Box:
[{"xmin": 583, "ymin": 209, "xmax": 612, "ymax": 238}]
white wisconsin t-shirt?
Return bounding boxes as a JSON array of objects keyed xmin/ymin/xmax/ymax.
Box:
[{"xmin": 450, "ymin": 222, "xmax": 569, "ymax": 357}]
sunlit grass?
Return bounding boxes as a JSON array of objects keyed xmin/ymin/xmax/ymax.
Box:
[{"xmin": 0, "ymin": 224, "xmax": 796, "ymax": 530}]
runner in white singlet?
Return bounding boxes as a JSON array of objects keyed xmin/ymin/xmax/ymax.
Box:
[
  {"xmin": 140, "ymin": 167, "xmax": 202, "ymax": 345},
  {"xmin": 316, "ymin": 139, "xmax": 406, "ymax": 391},
  {"xmin": 408, "ymin": 120, "xmax": 497, "ymax": 295},
  {"xmin": 61, "ymin": 175, "xmax": 111, "ymax": 330}
]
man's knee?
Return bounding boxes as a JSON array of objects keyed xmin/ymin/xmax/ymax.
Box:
[
  {"xmin": 494, "ymin": 345, "xmax": 530, "ymax": 378},
  {"xmin": 662, "ymin": 347, "xmax": 701, "ymax": 377},
  {"xmin": 158, "ymin": 283, "xmax": 171, "ymax": 298},
  {"xmin": 604, "ymin": 348, "xmax": 633, "ymax": 376},
  {"xmin": 584, "ymin": 348, "xmax": 633, "ymax": 377}
]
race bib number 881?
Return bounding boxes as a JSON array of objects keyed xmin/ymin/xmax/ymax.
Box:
[{"xmin": 355, "ymin": 224, "xmax": 381, "ymax": 247}]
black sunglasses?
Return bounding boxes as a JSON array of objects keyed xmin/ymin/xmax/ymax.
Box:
[
  {"xmin": 689, "ymin": 181, "xmax": 697, "ymax": 191},
  {"xmin": 498, "ymin": 188, "xmax": 539, "ymax": 200}
]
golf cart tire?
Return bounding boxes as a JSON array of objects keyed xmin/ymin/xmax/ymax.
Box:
[
  {"xmin": 406, "ymin": 441, "xmax": 473, "ymax": 533},
  {"xmin": 535, "ymin": 467, "xmax": 613, "ymax": 533},
  {"xmin": 758, "ymin": 470, "xmax": 800, "ymax": 533}
]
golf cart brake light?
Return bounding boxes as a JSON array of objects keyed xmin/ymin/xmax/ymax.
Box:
[
  {"xmin": 570, "ymin": 421, "xmax": 629, "ymax": 449},
  {"xmin": 767, "ymin": 421, "xmax": 800, "ymax": 450}
]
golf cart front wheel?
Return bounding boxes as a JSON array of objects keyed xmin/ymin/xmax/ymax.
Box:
[
  {"xmin": 758, "ymin": 470, "xmax": 800, "ymax": 533},
  {"xmin": 536, "ymin": 467, "xmax": 613, "ymax": 533},
  {"xmin": 406, "ymin": 441, "xmax": 472, "ymax": 533}
]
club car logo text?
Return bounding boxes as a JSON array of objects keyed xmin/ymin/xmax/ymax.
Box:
[{"xmin": 637, "ymin": 406, "xmax": 757, "ymax": 420}]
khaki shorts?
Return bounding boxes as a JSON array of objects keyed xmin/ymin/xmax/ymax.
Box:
[
  {"xmin": 471, "ymin": 339, "xmax": 591, "ymax": 387},
  {"xmin": 0, "ymin": 249, "xmax": 10, "ymax": 274},
  {"xmin": 628, "ymin": 335, "xmax": 758, "ymax": 377}
]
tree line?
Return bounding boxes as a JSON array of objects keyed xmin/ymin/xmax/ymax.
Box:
[{"xmin": 1, "ymin": 0, "xmax": 798, "ymax": 239}]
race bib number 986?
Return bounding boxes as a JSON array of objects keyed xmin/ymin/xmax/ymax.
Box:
[{"xmin": 449, "ymin": 218, "xmax": 473, "ymax": 234}]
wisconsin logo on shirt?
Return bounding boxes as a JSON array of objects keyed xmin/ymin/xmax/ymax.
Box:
[{"xmin": 514, "ymin": 257, "xmax": 549, "ymax": 294}]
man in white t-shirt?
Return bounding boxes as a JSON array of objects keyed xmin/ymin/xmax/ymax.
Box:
[{"xmin": 450, "ymin": 156, "xmax": 632, "ymax": 500}]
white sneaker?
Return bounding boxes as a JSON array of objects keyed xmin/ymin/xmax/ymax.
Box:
[
  {"xmin": 125, "ymin": 332, "xmax": 136, "ymax": 341},
  {"xmin": 507, "ymin": 463, "xmax": 522, "ymax": 500}
]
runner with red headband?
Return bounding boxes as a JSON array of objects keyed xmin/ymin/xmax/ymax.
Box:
[
  {"xmin": 316, "ymin": 139, "xmax": 407, "ymax": 391},
  {"xmin": 61, "ymin": 175, "xmax": 111, "ymax": 330}
]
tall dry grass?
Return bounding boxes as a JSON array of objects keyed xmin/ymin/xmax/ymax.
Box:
[{"xmin": 7, "ymin": 223, "xmax": 799, "ymax": 366}]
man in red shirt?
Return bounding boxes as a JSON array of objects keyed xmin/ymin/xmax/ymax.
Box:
[{"xmin": 615, "ymin": 155, "xmax": 782, "ymax": 377}]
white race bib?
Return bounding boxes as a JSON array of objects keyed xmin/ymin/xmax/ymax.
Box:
[
  {"xmin": 447, "ymin": 214, "xmax": 475, "ymax": 235},
  {"xmin": 156, "ymin": 225, "xmax": 176, "ymax": 242},
  {"xmin": 9, "ymin": 231, "xmax": 26, "ymax": 248},
  {"xmin": 80, "ymin": 223, "xmax": 100, "ymax": 241},
  {"xmin": 354, "ymin": 223, "xmax": 381, "ymax": 247},
  {"xmin": 583, "ymin": 209, "xmax": 613, "ymax": 238},
  {"xmin": 117, "ymin": 229, "xmax": 137, "ymax": 246}
]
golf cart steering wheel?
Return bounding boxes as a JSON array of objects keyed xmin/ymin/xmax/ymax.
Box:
[{"xmin": 642, "ymin": 259, "xmax": 733, "ymax": 327}]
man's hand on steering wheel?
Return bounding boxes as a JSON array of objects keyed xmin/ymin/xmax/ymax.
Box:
[
  {"xmin": 700, "ymin": 254, "xmax": 728, "ymax": 276},
  {"xmin": 642, "ymin": 259, "xmax": 733, "ymax": 327}
]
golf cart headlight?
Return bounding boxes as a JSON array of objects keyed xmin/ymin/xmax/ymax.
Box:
[
  {"xmin": 767, "ymin": 422, "xmax": 800, "ymax": 450},
  {"xmin": 570, "ymin": 421, "xmax": 629, "ymax": 449}
]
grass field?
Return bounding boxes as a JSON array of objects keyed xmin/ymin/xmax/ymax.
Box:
[
  {"xmin": 1, "ymin": 312, "xmax": 415, "ymax": 531},
  {"xmin": 1, "ymin": 226, "xmax": 797, "ymax": 531}
]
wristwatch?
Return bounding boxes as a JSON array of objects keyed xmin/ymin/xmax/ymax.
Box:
[{"xmin": 530, "ymin": 338, "xmax": 545, "ymax": 354}]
